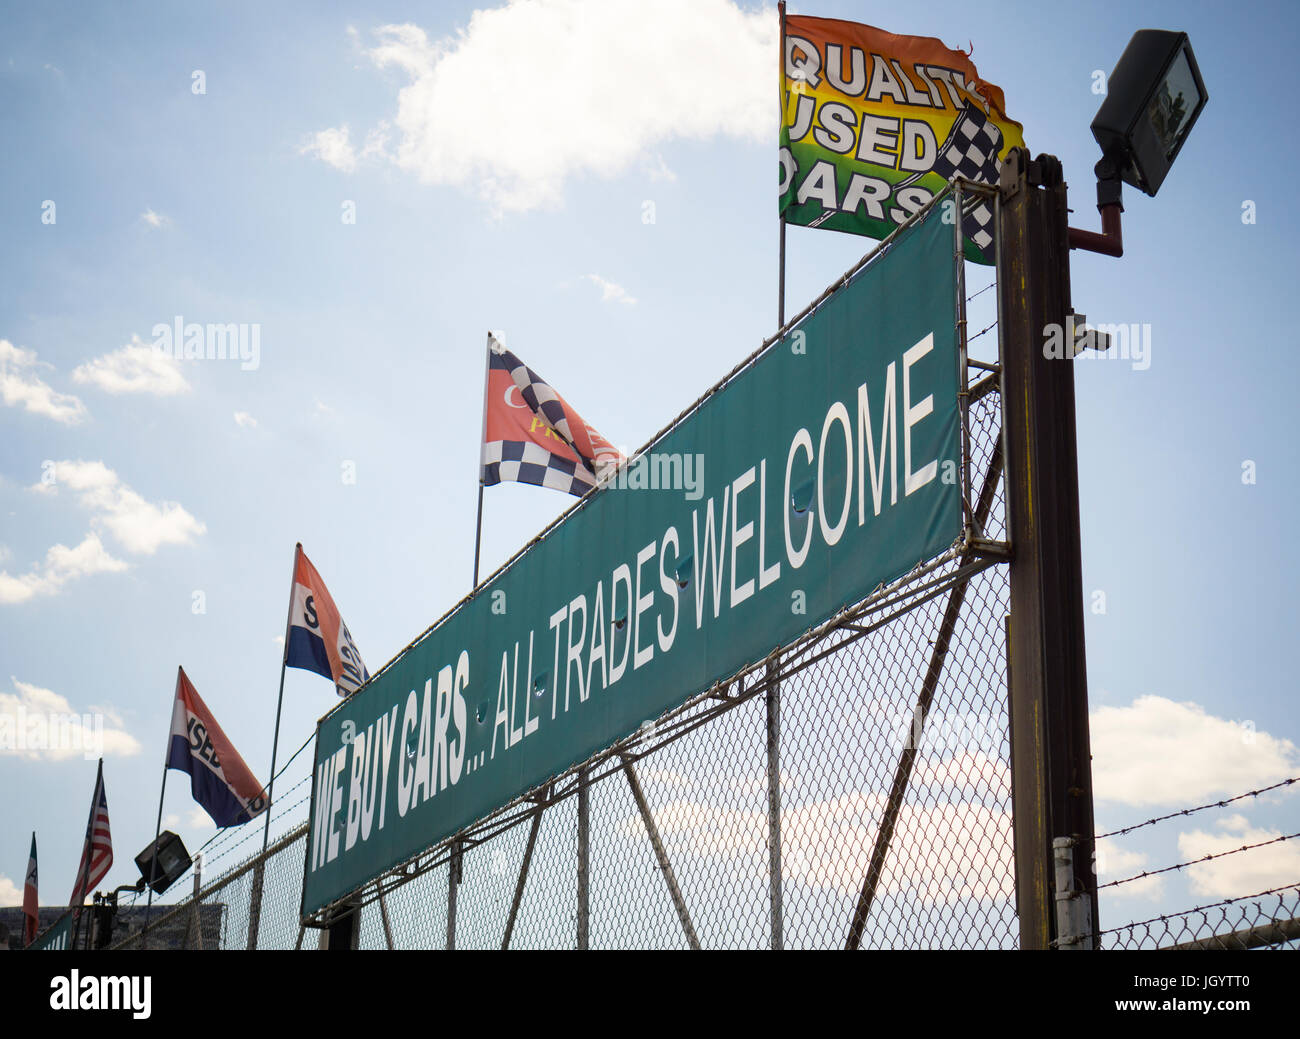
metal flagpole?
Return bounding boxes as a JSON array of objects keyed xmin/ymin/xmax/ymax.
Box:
[
  {"xmin": 71, "ymin": 758, "xmax": 102, "ymax": 952},
  {"xmin": 449, "ymin": 333, "xmax": 493, "ymax": 948},
  {"xmin": 778, "ymin": 1, "xmax": 788, "ymax": 329},
  {"xmin": 261, "ymin": 544, "xmax": 300, "ymax": 853},
  {"xmin": 247, "ymin": 543, "xmax": 299, "ymax": 949},
  {"xmin": 472, "ymin": 332, "xmax": 493, "ymax": 588},
  {"xmin": 142, "ymin": 674, "xmax": 177, "ymax": 946}
]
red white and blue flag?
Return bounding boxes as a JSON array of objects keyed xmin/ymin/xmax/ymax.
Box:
[
  {"xmin": 482, "ymin": 334, "xmax": 624, "ymax": 498},
  {"xmin": 69, "ymin": 760, "xmax": 112, "ymax": 906},
  {"xmin": 285, "ymin": 544, "xmax": 370, "ymax": 697},
  {"xmin": 23, "ymin": 832, "xmax": 38, "ymax": 947},
  {"xmin": 167, "ymin": 667, "xmax": 268, "ymax": 828}
]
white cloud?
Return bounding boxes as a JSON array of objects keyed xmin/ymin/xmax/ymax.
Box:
[
  {"xmin": 301, "ymin": 125, "xmax": 358, "ymax": 172},
  {"xmin": 187, "ymin": 807, "xmax": 216, "ymax": 832},
  {"xmin": 623, "ymin": 784, "xmax": 1014, "ymax": 906},
  {"xmin": 0, "ymin": 874, "xmax": 20, "ymax": 906},
  {"xmin": 140, "ymin": 209, "xmax": 171, "ymax": 229},
  {"xmin": 360, "ymin": 122, "xmax": 390, "ymax": 160},
  {"xmin": 0, "ymin": 339, "xmax": 88, "ymax": 424},
  {"xmin": 71, "ymin": 335, "xmax": 191, "ymax": 396},
  {"xmin": 1091, "ymin": 696, "xmax": 1300, "ymax": 808},
  {"xmin": 585, "ymin": 274, "xmax": 637, "ymax": 305},
  {"xmin": 318, "ymin": 2, "xmax": 775, "ymax": 213},
  {"xmin": 0, "ymin": 676, "xmax": 141, "ymax": 760},
  {"xmin": 233, "ymin": 410, "xmax": 258, "ymax": 428},
  {"xmin": 1094, "ymin": 838, "xmax": 1164, "ymax": 900},
  {"xmin": 1178, "ymin": 815, "xmax": 1300, "ymax": 899},
  {"xmin": 34, "ymin": 460, "xmax": 206, "ymax": 556},
  {"xmin": 0, "ymin": 533, "xmax": 127, "ymax": 605},
  {"xmin": 911, "ymin": 751, "xmax": 1011, "ymax": 796}
]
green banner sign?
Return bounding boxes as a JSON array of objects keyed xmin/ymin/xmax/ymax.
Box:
[
  {"xmin": 29, "ymin": 911, "xmax": 73, "ymax": 950},
  {"xmin": 302, "ymin": 206, "xmax": 961, "ymax": 917}
]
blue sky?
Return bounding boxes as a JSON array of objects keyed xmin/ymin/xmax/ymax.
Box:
[{"xmin": 1, "ymin": 0, "xmax": 1297, "ymax": 938}]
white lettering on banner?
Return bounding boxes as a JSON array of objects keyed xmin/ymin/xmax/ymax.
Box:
[{"xmin": 310, "ymin": 332, "xmax": 947, "ymax": 883}]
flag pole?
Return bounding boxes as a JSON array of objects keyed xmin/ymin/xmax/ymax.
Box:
[
  {"xmin": 142, "ymin": 674, "xmax": 177, "ymax": 943},
  {"xmin": 71, "ymin": 758, "xmax": 102, "ymax": 951},
  {"xmin": 472, "ymin": 333, "xmax": 492, "ymax": 588},
  {"xmin": 778, "ymin": 0, "xmax": 788, "ymax": 329},
  {"xmin": 246, "ymin": 546, "xmax": 297, "ymax": 950},
  {"xmin": 260, "ymin": 543, "xmax": 299, "ymax": 856},
  {"xmin": 25, "ymin": 831, "xmax": 37, "ymax": 948}
]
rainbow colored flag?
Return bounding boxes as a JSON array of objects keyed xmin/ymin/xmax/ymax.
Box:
[{"xmin": 779, "ymin": 15, "xmax": 1025, "ymax": 263}]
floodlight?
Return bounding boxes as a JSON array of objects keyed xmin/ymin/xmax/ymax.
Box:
[
  {"xmin": 135, "ymin": 830, "xmax": 193, "ymax": 895},
  {"xmin": 1091, "ymin": 30, "xmax": 1208, "ymax": 198}
]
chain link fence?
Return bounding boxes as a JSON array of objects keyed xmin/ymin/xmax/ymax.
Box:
[
  {"xmin": 1099, "ymin": 885, "xmax": 1300, "ymax": 951},
  {"xmin": 111, "ymin": 363, "xmax": 1019, "ymax": 950},
  {"xmin": 99, "ymin": 367, "xmax": 1300, "ymax": 951},
  {"xmin": 72, "ymin": 186, "xmax": 1294, "ymax": 953}
]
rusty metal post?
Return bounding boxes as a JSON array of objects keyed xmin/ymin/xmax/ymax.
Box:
[{"xmin": 998, "ymin": 148, "xmax": 1100, "ymax": 949}]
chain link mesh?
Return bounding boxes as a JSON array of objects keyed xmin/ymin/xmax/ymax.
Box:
[
  {"xmin": 1099, "ymin": 885, "xmax": 1300, "ymax": 950},
  {"xmin": 110, "ymin": 377, "xmax": 1024, "ymax": 950},
  {"xmin": 76, "ymin": 193, "xmax": 1297, "ymax": 953}
]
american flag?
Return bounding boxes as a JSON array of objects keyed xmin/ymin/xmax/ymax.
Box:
[{"xmin": 68, "ymin": 759, "xmax": 113, "ymax": 906}]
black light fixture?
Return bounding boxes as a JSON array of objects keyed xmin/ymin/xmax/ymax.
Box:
[
  {"xmin": 1071, "ymin": 30, "xmax": 1208, "ymax": 257},
  {"xmin": 134, "ymin": 830, "xmax": 192, "ymax": 895},
  {"xmin": 1091, "ymin": 30, "xmax": 1208, "ymax": 198}
]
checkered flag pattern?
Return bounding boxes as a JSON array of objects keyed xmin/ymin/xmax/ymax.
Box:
[
  {"xmin": 491, "ymin": 341, "xmax": 597, "ymax": 474},
  {"xmin": 962, "ymin": 197, "xmax": 995, "ymax": 257},
  {"xmin": 482, "ymin": 438, "xmax": 596, "ymax": 498},
  {"xmin": 931, "ymin": 102, "xmax": 1004, "ymax": 185}
]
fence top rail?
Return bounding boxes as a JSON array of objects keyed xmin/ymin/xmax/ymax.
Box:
[{"xmin": 108, "ymin": 822, "xmax": 310, "ymax": 949}]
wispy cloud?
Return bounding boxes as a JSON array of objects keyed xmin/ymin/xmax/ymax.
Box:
[
  {"xmin": 0, "ymin": 534, "xmax": 127, "ymax": 605},
  {"xmin": 140, "ymin": 208, "xmax": 171, "ymax": 229},
  {"xmin": 1179, "ymin": 815, "xmax": 1300, "ymax": 899},
  {"xmin": 0, "ymin": 676, "xmax": 141, "ymax": 759},
  {"xmin": 301, "ymin": 122, "xmax": 390, "ymax": 172},
  {"xmin": 1094, "ymin": 838, "xmax": 1164, "ymax": 900},
  {"xmin": 32, "ymin": 460, "xmax": 206, "ymax": 556},
  {"xmin": 233, "ymin": 410, "xmax": 258, "ymax": 428},
  {"xmin": 0, "ymin": 339, "xmax": 88, "ymax": 424},
  {"xmin": 585, "ymin": 274, "xmax": 637, "ymax": 306},
  {"xmin": 72, "ymin": 335, "xmax": 190, "ymax": 396},
  {"xmin": 646, "ymin": 152, "xmax": 677, "ymax": 183},
  {"xmin": 301, "ymin": 125, "xmax": 358, "ymax": 172}
]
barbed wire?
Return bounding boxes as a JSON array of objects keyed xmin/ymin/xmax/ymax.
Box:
[
  {"xmin": 967, "ymin": 318, "xmax": 998, "ymax": 344},
  {"xmin": 1093, "ymin": 882, "xmax": 1300, "ymax": 939},
  {"xmin": 1097, "ymin": 776, "xmax": 1299, "ymax": 840},
  {"xmin": 966, "ymin": 280, "xmax": 996, "ymax": 304},
  {"xmin": 195, "ymin": 774, "xmax": 312, "ymax": 871},
  {"xmin": 1100, "ymin": 830, "xmax": 1300, "ymax": 891},
  {"xmin": 131, "ymin": 729, "xmax": 318, "ymax": 910}
]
